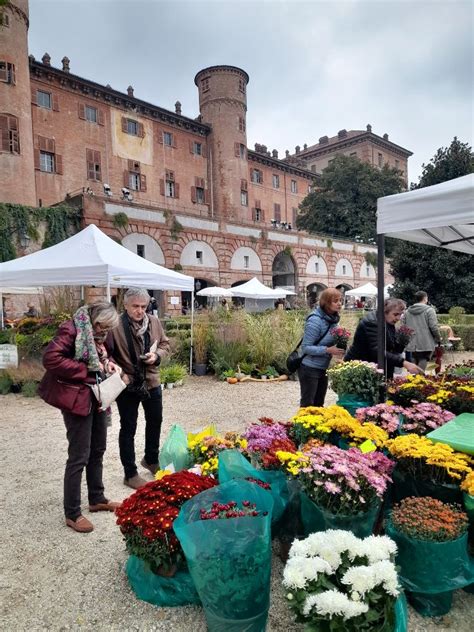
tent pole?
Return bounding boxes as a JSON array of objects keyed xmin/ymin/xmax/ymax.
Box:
[
  {"xmin": 377, "ymin": 234, "xmax": 386, "ymax": 394},
  {"xmin": 189, "ymin": 291, "xmax": 194, "ymax": 375},
  {"xmin": 0, "ymin": 292, "xmax": 3, "ymax": 329},
  {"xmin": 106, "ymin": 281, "xmax": 111, "ymax": 303}
]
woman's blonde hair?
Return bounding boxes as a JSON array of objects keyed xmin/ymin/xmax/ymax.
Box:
[
  {"xmin": 319, "ymin": 288, "xmax": 342, "ymax": 312},
  {"xmin": 88, "ymin": 302, "xmax": 119, "ymax": 329},
  {"xmin": 384, "ymin": 298, "xmax": 406, "ymax": 314}
]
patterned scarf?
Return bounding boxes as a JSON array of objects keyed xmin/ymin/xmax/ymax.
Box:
[{"xmin": 73, "ymin": 305, "xmax": 101, "ymax": 371}]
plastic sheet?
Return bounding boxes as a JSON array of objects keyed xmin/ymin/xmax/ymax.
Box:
[
  {"xmin": 426, "ymin": 413, "xmax": 474, "ymax": 455},
  {"xmin": 300, "ymin": 490, "xmax": 380, "ymax": 538},
  {"xmin": 464, "ymin": 493, "xmax": 474, "ymax": 521},
  {"xmin": 391, "ymin": 467, "xmax": 463, "ymax": 505},
  {"xmin": 125, "ymin": 555, "xmax": 200, "ymax": 607},
  {"xmin": 218, "ymin": 449, "xmax": 288, "ymax": 524},
  {"xmin": 406, "ymin": 590, "xmax": 453, "ymax": 617},
  {"xmin": 337, "ymin": 393, "xmax": 372, "ymax": 418},
  {"xmin": 174, "ymin": 479, "xmax": 273, "ymax": 632},
  {"xmin": 394, "ymin": 593, "xmax": 408, "ymax": 632},
  {"xmin": 386, "ymin": 521, "xmax": 474, "ymax": 594},
  {"xmin": 159, "ymin": 424, "xmax": 191, "ymax": 471}
]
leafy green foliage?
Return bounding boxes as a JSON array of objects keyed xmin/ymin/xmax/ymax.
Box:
[
  {"xmin": 0, "ymin": 373, "xmax": 13, "ymax": 394},
  {"xmin": 412, "ymin": 137, "xmax": 474, "ymax": 189},
  {"xmin": 112, "ymin": 212, "xmax": 129, "ymax": 228},
  {"xmin": 296, "ymin": 155, "xmax": 404, "ymax": 244},
  {"xmin": 21, "ymin": 380, "xmax": 38, "ymax": 398}
]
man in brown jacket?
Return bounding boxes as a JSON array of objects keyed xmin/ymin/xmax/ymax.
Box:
[{"xmin": 112, "ymin": 287, "xmax": 170, "ymax": 489}]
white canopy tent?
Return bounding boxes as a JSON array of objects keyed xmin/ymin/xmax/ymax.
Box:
[
  {"xmin": 344, "ymin": 282, "xmax": 378, "ymax": 297},
  {"xmin": 229, "ymin": 277, "xmax": 296, "ymax": 312},
  {"xmin": 375, "ymin": 173, "xmax": 474, "ymax": 374},
  {"xmin": 196, "ymin": 286, "xmax": 233, "ymax": 298},
  {"xmin": 0, "ymin": 286, "xmax": 44, "ymax": 329}
]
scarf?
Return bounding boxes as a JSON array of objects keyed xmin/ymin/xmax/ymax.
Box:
[{"xmin": 73, "ymin": 305, "xmax": 102, "ymax": 371}]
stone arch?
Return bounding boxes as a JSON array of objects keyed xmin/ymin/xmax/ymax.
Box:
[
  {"xmin": 272, "ymin": 250, "xmax": 296, "ymax": 291},
  {"xmin": 334, "ymin": 257, "xmax": 354, "ymax": 278},
  {"xmin": 230, "ymin": 246, "xmax": 262, "ymax": 272},
  {"xmin": 305, "ymin": 254, "xmax": 328, "ymax": 276},
  {"xmin": 121, "ymin": 233, "xmax": 165, "ymax": 265},
  {"xmin": 358, "ymin": 261, "xmax": 376, "ymax": 279},
  {"xmin": 180, "ymin": 240, "xmax": 219, "ymax": 268},
  {"xmin": 306, "ymin": 282, "xmax": 327, "ymax": 307}
]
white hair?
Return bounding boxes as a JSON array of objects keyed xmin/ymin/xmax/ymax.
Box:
[{"xmin": 123, "ymin": 287, "xmax": 151, "ymax": 304}]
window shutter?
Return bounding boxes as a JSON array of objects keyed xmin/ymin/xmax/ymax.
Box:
[
  {"xmin": 52, "ymin": 94, "xmax": 59, "ymax": 112},
  {"xmin": 46, "ymin": 138, "xmax": 55, "ymax": 153},
  {"xmin": 274, "ymin": 203, "xmax": 281, "ymax": 221},
  {"xmin": 138, "ymin": 122, "xmax": 145, "ymax": 138},
  {"xmin": 174, "ymin": 182, "xmax": 180, "ymax": 199},
  {"xmin": 128, "ymin": 159, "xmax": 135, "ymax": 171},
  {"xmin": 93, "ymin": 150, "xmax": 101, "ymax": 165},
  {"xmin": 55, "ymin": 154, "xmax": 63, "ymax": 174},
  {"xmin": 121, "ymin": 117, "xmax": 128, "ymax": 133},
  {"xmin": 0, "ymin": 130, "xmax": 9, "ymax": 152},
  {"xmin": 140, "ymin": 174, "xmax": 147, "ymax": 191},
  {"xmin": 158, "ymin": 131, "xmax": 163, "ymax": 144},
  {"xmin": 34, "ymin": 148, "xmax": 40, "ymax": 170},
  {"xmin": 159, "ymin": 178, "xmax": 165, "ymax": 196},
  {"xmin": 31, "ymin": 90, "xmax": 37, "ymax": 106},
  {"xmin": 260, "ymin": 171, "xmax": 263, "ymax": 184},
  {"xmin": 172, "ymin": 134, "xmax": 177, "ymax": 148},
  {"xmin": 241, "ymin": 179, "xmax": 248, "ymax": 191},
  {"xmin": 78, "ymin": 103, "xmax": 86, "ymax": 120},
  {"xmin": 189, "ymin": 140, "xmax": 194, "ymax": 154},
  {"xmin": 10, "ymin": 130, "xmax": 19, "ymax": 153},
  {"xmin": 0, "ymin": 63, "xmax": 7, "ymax": 82},
  {"xmin": 234, "ymin": 142, "xmax": 240, "ymax": 157},
  {"xmin": 191, "ymin": 186, "xmax": 197, "ymax": 203},
  {"xmin": 251, "ymin": 208, "xmax": 256, "ymax": 221},
  {"xmin": 124, "ymin": 170, "xmax": 129, "ymax": 187},
  {"xmin": 255, "ymin": 199, "xmax": 261, "ymax": 209},
  {"xmin": 87, "ymin": 161, "xmax": 95, "ymax": 180},
  {"xmin": 204, "ymin": 189, "xmax": 210, "ymax": 205},
  {"xmin": 86, "ymin": 148, "xmax": 94, "ymax": 162},
  {"xmin": 260, "ymin": 208, "xmax": 265, "ymax": 222},
  {"xmin": 10, "ymin": 64, "xmax": 16, "ymax": 85},
  {"xmin": 97, "ymin": 109, "xmax": 105, "ymax": 126},
  {"xmin": 201, "ymin": 143, "xmax": 207, "ymax": 157},
  {"xmin": 7, "ymin": 115, "xmax": 17, "ymax": 131}
]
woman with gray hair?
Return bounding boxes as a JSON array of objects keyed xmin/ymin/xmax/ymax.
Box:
[
  {"xmin": 39, "ymin": 302, "xmax": 123, "ymax": 533},
  {"xmin": 344, "ymin": 297, "xmax": 423, "ymax": 378}
]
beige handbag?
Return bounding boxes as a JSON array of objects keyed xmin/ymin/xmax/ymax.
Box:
[{"xmin": 91, "ymin": 371, "xmax": 127, "ymax": 410}]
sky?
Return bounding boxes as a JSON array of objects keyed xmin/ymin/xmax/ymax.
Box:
[{"xmin": 28, "ymin": 0, "xmax": 473, "ymax": 185}]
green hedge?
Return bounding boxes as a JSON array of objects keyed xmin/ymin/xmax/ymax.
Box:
[
  {"xmin": 452, "ymin": 324, "xmax": 474, "ymax": 351},
  {"xmin": 438, "ymin": 314, "xmax": 474, "ymax": 325}
]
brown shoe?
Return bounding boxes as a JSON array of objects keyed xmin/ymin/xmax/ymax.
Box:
[
  {"xmin": 66, "ymin": 515, "xmax": 94, "ymax": 533},
  {"xmin": 89, "ymin": 500, "xmax": 122, "ymax": 513},
  {"xmin": 124, "ymin": 474, "xmax": 147, "ymax": 490},
  {"xmin": 140, "ymin": 458, "xmax": 159, "ymax": 476}
]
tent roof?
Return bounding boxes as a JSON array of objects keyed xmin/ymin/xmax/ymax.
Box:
[
  {"xmin": 345, "ymin": 282, "xmax": 378, "ymax": 297},
  {"xmin": 377, "ymin": 174, "xmax": 474, "ymax": 254},
  {"xmin": 196, "ymin": 286, "xmax": 233, "ymax": 298},
  {"xmin": 230, "ymin": 277, "xmax": 293, "ymax": 299},
  {"xmin": 0, "ymin": 224, "xmax": 194, "ymax": 291}
]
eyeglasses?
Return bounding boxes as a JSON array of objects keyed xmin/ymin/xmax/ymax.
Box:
[{"xmin": 94, "ymin": 324, "xmax": 111, "ymax": 334}]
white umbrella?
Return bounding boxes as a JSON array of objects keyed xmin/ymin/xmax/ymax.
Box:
[{"xmin": 196, "ymin": 286, "xmax": 233, "ymax": 298}]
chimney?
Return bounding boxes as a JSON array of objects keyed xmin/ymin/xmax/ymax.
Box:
[
  {"xmin": 303, "ymin": 143, "xmax": 307, "ymax": 150},
  {"xmin": 285, "ymin": 150, "xmax": 290, "ymax": 157},
  {"xmin": 319, "ymin": 136, "xmax": 328, "ymax": 144},
  {"xmin": 383, "ymin": 133, "xmax": 389, "ymax": 140},
  {"xmin": 42, "ymin": 52, "xmax": 51, "ymax": 66},
  {"xmin": 272, "ymin": 149, "xmax": 278, "ymax": 159},
  {"xmin": 127, "ymin": 85, "xmax": 134, "ymax": 97},
  {"xmin": 61, "ymin": 56, "xmax": 70, "ymax": 73},
  {"xmin": 295, "ymin": 145, "xmax": 300, "ymax": 154},
  {"xmin": 175, "ymin": 101, "xmax": 182, "ymax": 115},
  {"xmin": 366, "ymin": 124, "xmax": 372, "ymax": 132},
  {"xmin": 338, "ymin": 129, "xmax": 347, "ymax": 139}
]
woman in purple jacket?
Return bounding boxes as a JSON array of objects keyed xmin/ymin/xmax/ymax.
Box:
[{"xmin": 40, "ymin": 302, "xmax": 122, "ymax": 533}]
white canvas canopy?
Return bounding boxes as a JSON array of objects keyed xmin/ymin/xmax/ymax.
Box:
[
  {"xmin": 196, "ymin": 286, "xmax": 233, "ymax": 298},
  {"xmin": 230, "ymin": 277, "xmax": 294, "ymax": 299},
  {"xmin": 0, "ymin": 224, "xmax": 194, "ymax": 292},
  {"xmin": 345, "ymin": 282, "xmax": 378, "ymax": 297},
  {"xmin": 377, "ymin": 174, "xmax": 474, "ymax": 254}
]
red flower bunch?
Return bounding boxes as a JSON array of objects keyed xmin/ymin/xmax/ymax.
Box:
[
  {"xmin": 261, "ymin": 437, "xmax": 297, "ymax": 470},
  {"xmin": 330, "ymin": 326, "xmax": 351, "ymax": 350},
  {"xmin": 395, "ymin": 325, "xmax": 414, "ymax": 349},
  {"xmin": 391, "ymin": 496, "xmax": 469, "ymax": 542},
  {"xmin": 199, "ymin": 500, "xmax": 268, "ymax": 520},
  {"xmin": 245, "ymin": 476, "xmax": 271, "ymax": 490},
  {"xmin": 116, "ymin": 471, "xmax": 217, "ymax": 571}
]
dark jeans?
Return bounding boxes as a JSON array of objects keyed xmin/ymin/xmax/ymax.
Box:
[
  {"xmin": 117, "ymin": 386, "xmax": 163, "ymax": 479},
  {"xmin": 63, "ymin": 408, "xmax": 108, "ymax": 520},
  {"xmin": 413, "ymin": 351, "xmax": 432, "ymax": 371},
  {"xmin": 298, "ymin": 364, "xmax": 328, "ymax": 407}
]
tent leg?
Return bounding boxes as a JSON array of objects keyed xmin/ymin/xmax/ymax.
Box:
[
  {"xmin": 0, "ymin": 293, "xmax": 3, "ymax": 329},
  {"xmin": 106, "ymin": 282, "xmax": 111, "ymax": 303},
  {"xmin": 189, "ymin": 292, "xmax": 194, "ymax": 375},
  {"xmin": 377, "ymin": 234, "xmax": 386, "ymax": 396}
]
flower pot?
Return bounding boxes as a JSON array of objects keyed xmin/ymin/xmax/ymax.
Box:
[
  {"xmin": 336, "ymin": 393, "xmax": 372, "ymax": 417},
  {"xmin": 391, "ymin": 468, "xmax": 463, "ymax": 505},
  {"xmin": 406, "ymin": 590, "xmax": 453, "ymax": 617},
  {"xmin": 194, "ymin": 363, "xmax": 206, "ymax": 377},
  {"xmin": 154, "ymin": 563, "xmax": 178, "ymax": 578},
  {"xmin": 166, "ymin": 382, "xmax": 174, "ymax": 390}
]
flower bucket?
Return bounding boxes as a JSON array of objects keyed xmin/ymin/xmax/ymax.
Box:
[
  {"xmin": 463, "ymin": 492, "xmax": 474, "ymax": 521},
  {"xmin": 337, "ymin": 393, "xmax": 372, "ymax": 418},
  {"xmin": 125, "ymin": 555, "xmax": 200, "ymax": 607},
  {"xmin": 406, "ymin": 590, "xmax": 453, "ymax": 617},
  {"xmin": 391, "ymin": 467, "xmax": 463, "ymax": 505},
  {"xmin": 174, "ymin": 479, "xmax": 273, "ymax": 632},
  {"xmin": 300, "ymin": 491, "xmax": 380, "ymax": 538}
]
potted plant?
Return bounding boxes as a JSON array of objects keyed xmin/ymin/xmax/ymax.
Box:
[
  {"xmin": 398, "ymin": 402, "xmax": 455, "ymax": 435},
  {"xmin": 355, "ymin": 403, "xmax": 404, "ymax": 437},
  {"xmin": 193, "ymin": 318, "xmax": 210, "ymax": 376},
  {"xmin": 160, "ymin": 363, "xmax": 187, "ymax": 389},
  {"xmin": 387, "ymin": 496, "xmax": 472, "ymax": 616},
  {"xmin": 283, "ymin": 529, "xmax": 406, "ymax": 631},
  {"xmin": 327, "ymin": 360, "xmax": 385, "ymax": 415}
]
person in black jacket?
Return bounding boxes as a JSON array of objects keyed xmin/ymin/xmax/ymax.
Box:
[{"xmin": 344, "ymin": 298, "xmax": 423, "ymax": 379}]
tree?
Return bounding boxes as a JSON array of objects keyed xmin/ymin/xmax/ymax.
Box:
[
  {"xmin": 296, "ymin": 154, "xmax": 405, "ymax": 244},
  {"xmin": 390, "ymin": 137, "xmax": 474, "ymax": 312}
]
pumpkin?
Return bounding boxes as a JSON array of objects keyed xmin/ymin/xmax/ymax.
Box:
[{"xmin": 227, "ymin": 377, "xmax": 238, "ymax": 384}]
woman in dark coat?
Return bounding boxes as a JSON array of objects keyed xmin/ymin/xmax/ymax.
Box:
[
  {"xmin": 344, "ymin": 297, "xmax": 422, "ymax": 379},
  {"xmin": 40, "ymin": 302, "xmax": 123, "ymax": 533}
]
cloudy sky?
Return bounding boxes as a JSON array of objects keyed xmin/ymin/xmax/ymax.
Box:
[{"xmin": 28, "ymin": 0, "xmax": 473, "ymax": 184}]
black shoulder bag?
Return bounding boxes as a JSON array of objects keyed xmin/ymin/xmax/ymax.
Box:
[
  {"xmin": 286, "ymin": 317, "xmax": 332, "ymax": 374},
  {"xmin": 121, "ymin": 312, "xmax": 151, "ymax": 400}
]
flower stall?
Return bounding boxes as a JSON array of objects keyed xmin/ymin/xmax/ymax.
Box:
[{"xmin": 328, "ymin": 360, "xmax": 385, "ymax": 415}]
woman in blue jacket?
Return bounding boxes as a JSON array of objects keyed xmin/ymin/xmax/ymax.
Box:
[{"xmin": 298, "ymin": 288, "xmax": 345, "ymax": 407}]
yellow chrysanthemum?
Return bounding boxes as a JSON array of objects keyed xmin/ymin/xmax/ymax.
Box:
[{"xmin": 461, "ymin": 471, "xmax": 474, "ymax": 495}]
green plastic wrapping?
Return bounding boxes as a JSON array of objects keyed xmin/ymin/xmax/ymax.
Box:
[
  {"xmin": 159, "ymin": 424, "xmax": 191, "ymax": 471},
  {"xmin": 218, "ymin": 449, "xmax": 288, "ymax": 524},
  {"xmin": 406, "ymin": 590, "xmax": 453, "ymax": 617},
  {"xmin": 336, "ymin": 393, "xmax": 372, "ymax": 418},
  {"xmin": 125, "ymin": 555, "xmax": 200, "ymax": 607},
  {"xmin": 173, "ymin": 479, "xmax": 274, "ymax": 632},
  {"xmin": 391, "ymin": 467, "xmax": 463, "ymax": 505},
  {"xmin": 426, "ymin": 413, "xmax": 474, "ymax": 455},
  {"xmin": 394, "ymin": 593, "xmax": 408, "ymax": 632},
  {"xmin": 386, "ymin": 521, "xmax": 474, "ymax": 594},
  {"xmin": 300, "ymin": 490, "xmax": 380, "ymax": 538}
]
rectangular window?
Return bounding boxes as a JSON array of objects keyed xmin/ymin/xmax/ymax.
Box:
[
  {"xmin": 202, "ymin": 78, "xmax": 210, "ymax": 92},
  {"xmin": 86, "ymin": 149, "xmax": 101, "ymax": 181},
  {"xmin": 290, "ymin": 179, "xmax": 297, "ymax": 193},
  {"xmin": 163, "ymin": 131, "xmax": 173, "ymax": 146},
  {"xmin": 238, "ymin": 116, "xmax": 246, "ymax": 132},
  {"xmin": 40, "ymin": 151, "xmax": 55, "ymax": 173},
  {"xmin": 254, "ymin": 207, "xmax": 262, "ymax": 222},
  {"xmin": 244, "ymin": 255, "xmax": 249, "ymax": 269},
  {"xmin": 196, "ymin": 250, "xmax": 203, "ymax": 264},
  {"xmin": 342, "ymin": 264, "xmax": 347, "ymax": 275},
  {"xmin": 238, "ymin": 78, "xmax": 246, "ymax": 94},
  {"xmin": 129, "ymin": 172, "xmax": 140, "ymax": 191},
  {"xmin": 85, "ymin": 105, "xmax": 97, "ymax": 123},
  {"xmin": 165, "ymin": 180, "xmax": 175, "ymax": 197},
  {"xmin": 0, "ymin": 13, "xmax": 9, "ymax": 27},
  {"xmin": 0, "ymin": 61, "xmax": 15, "ymax": 85},
  {"xmin": 125, "ymin": 159, "xmax": 146, "ymax": 192},
  {"xmin": 395, "ymin": 159, "xmax": 400, "ymax": 169},
  {"xmin": 378, "ymin": 152, "xmax": 383, "ymax": 167},
  {"xmin": 37, "ymin": 90, "xmax": 52, "ymax": 109},
  {"xmin": 128, "ymin": 119, "xmax": 139, "ymax": 135},
  {"xmin": 234, "ymin": 142, "xmax": 246, "ymax": 159},
  {"xmin": 315, "ymin": 262, "xmax": 319, "ymax": 273},
  {"xmin": 0, "ymin": 114, "xmax": 20, "ymax": 154},
  {"xmin": 366, "ymin": 265, "xmax": 370, "ymax": 276},
  {"xmin": 196, "ymin": 186, "xmax": 205, "ymax": 204},
  {"xmin": 193, "ymin": 141, "xmax": 202, "ymax": 155},
  {"xmin": 136, "ymin": 245, "xmax": 145, "ymax": 258},
  {"xmin": 272, "ymin": 174, "xmax": 280, "ymax": 188},
  {"xmin": 273, "ymin": 203, "xmax": 281, "ymax": 222},
  {"xmin": 241, "ymin": 190, "xmax": 248, "ymax": 206},
  {"xmin": 251, "ymin": 169, "xmax": 263, "ymax": 184},
  {"xmin": 292, "ymin": 207, "xmax": 298, "ymax": 226},
  {"xmin": 122, "ymin": 117, "xmax": 144, "ymax": 137}
]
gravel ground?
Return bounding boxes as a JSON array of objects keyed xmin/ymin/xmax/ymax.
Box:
[{"xmin": 1, "ymin": 370, "xmax": 473, "ymax": 631}]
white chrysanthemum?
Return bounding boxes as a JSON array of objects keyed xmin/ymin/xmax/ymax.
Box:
[
  {"xmin": 283, "ymin": 555, "xmax": 332, "ymax": 589},
  {"xmin": 314, "ymin": 544, "xmax": 342, "ymax": 571},
  {"xmin": 358, "ymin": 535, "xmax": 397, "ymax": 563},
  {"xmin": 341, "ymin": 565, "xmax": 377, "ymax": 595},
  {"xmin": 303, "ymin": 589, "xmax": 369, "ymax": 619},
  {"xmin": 300, "ymin": 555, "xmax": 332, "ymax": 581},
  {"xmin": 289, "ymin": 538, "xmax": 313, "ymax": 558},
  {"xmin": 325, "ymin": 529, "xmax": 360, "ymax": 554},
  {"xmin": 371, "ymin": 560, "xmax": 400, "ymax": 597},
  {"xmin": 282, "ymin": 559, "xmax": 309, "ymax": 589}
]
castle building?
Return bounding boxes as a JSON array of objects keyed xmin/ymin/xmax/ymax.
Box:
[{"xmin": 0, "ymin": 1, "xmax": 406, "ymax": 314}]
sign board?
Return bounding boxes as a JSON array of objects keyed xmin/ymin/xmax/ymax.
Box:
[
  {"xmin": 170, "ymin": 296, "xmax": 180, "ymax": 305},
  {"xmin": 0, "ymin": 344, "xmax": 19, "ymax": 369}
]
